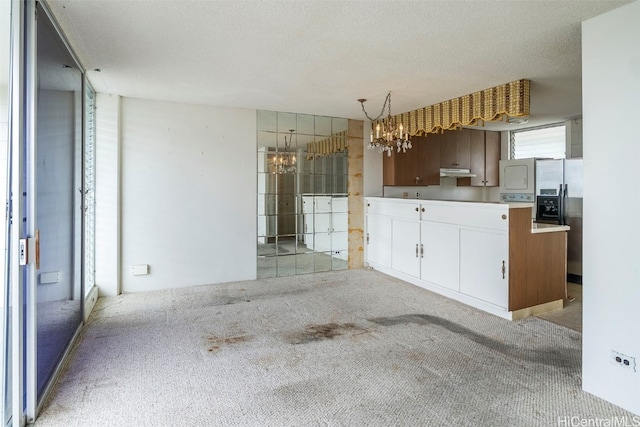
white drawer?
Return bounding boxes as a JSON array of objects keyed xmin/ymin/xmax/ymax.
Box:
[
  {"xmin": 422, "ymin": 202, "xmax": 509, "ymax": 231},
  {"xmin": 366, "ymin": 199, "xmax": 420, "ymax": 220}
]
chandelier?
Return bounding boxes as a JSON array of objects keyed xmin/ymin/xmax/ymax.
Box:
[
  {"xmin": 275, "ymin": 129, "xmax": 296, "ymax": 174},
  {"xmin": 358, "ymin": 92, "xmax": 411, "ymax": 156}
]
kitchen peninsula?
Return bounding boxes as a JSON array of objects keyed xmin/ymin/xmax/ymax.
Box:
[{"xmin": 365, "ymin": 197, "xmax": 569, "ymax": 320}]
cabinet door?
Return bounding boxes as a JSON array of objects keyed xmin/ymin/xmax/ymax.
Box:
[
  {"xmin": 439, "ymin": 131, "xmax": 457, "ymax": 168},
  {"xmin": 439, "ymin": 129, "xmax": 470, "ymax": 169},
  {"xmin": 383, "ymin": 147, "xmax": 419, "ymax": 186},
  {"xmin": 421, "ymin": 222, "xmax": 460, "ymax": 291},
  {"xmin": 303, "ymin": 212, "xmax": 314, "ymax": 248},
  {"xmin": 484, "ymin": 131, "xmax": 500, "ymax": 187},
  {"xmin": 467, "ymin": 130, "xmax": 486, "ymax": 186},
  {"xmin": 459, "ymin": 229, "xmax": 508, "ymax": 308},
  {"xmin": 461, "ymin": 130, "xmax": 500, "ymax": 187},
  {"xmin": 391, "ymin": 219, "xmax": 421, "ymax": 278},
  {"xmin": 455, "ymin": 128, "xmax": 471, "ymax": 169},
  {"xmin": 366, "ymin": 215, "xmax": 392, "ymax": 268},
  {"xmin": 415, "ymin": 135, "xmax": 440, "ymax": 186}
]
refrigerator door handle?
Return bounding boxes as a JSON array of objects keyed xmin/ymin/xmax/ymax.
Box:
[
  {"xmin": 563, "ymin": 184, "xmax": 568, "ymax": 225},
  {"xmin": 558, "ymin": 184, "xmax": 564, "ymax": 225}
]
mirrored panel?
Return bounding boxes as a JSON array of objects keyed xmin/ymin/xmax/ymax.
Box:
[{"xmin": 257, "ymin": 111, "xmax": 349, "ymax": 277}]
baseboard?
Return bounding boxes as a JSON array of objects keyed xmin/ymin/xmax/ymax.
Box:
[
  {"xmin": 84, "ymin": 285, "xmax": 99, "ymax": 322},
  {"xmin": 510, "ymin": 299, "xmax": 564, "ymax": 321}
]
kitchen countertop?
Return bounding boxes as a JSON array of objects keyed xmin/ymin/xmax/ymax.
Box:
[{"xmin": 531, "ymin": 221, "xmax": 570, "ymax": 234}]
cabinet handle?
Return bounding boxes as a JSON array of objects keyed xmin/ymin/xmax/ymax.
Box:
[
  {"xmin": 415, "ymin": 243, "xmax": 419, "ymax": 258},
  {"xmin": 367, "ymin": 203, "xmax": 370, "ymax": 207},
  {"xmin": 502, "ymin": 260, "xmax": 506, "ymax": 279},
  {"xmin": 366, "ymin": 233, "xmax": 369, "ymax": 244},
  {"xmin": 501, "ymin": 214, "xmax": 507, "ymax": 220},
  {"xmin": 421, "ymin": 207, "xmax": 425, "ymax": 212},
  {"xmin": 415, "ymin": 207, "xmax": 419, "ymax": 212},
  {"xmin": 420, "ymin": 244, "xmax": 424, "ymax": 258}
]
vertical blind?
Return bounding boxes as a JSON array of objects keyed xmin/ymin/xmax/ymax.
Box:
[{"xmin": 510, "ymin": 124, "xmax": 566, "ymax": 159}]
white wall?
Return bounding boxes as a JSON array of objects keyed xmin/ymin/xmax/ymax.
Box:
[
  {"xmin": 362, "ymin": 120, "xmax": 383, "ymax": 197},
  {"xmin": 95, "ymin": 96, "xmax": 257, "ymax": 294},
  {"xmin": 582, "ymin": 0, "xmax": 640, "ymax": 415}
]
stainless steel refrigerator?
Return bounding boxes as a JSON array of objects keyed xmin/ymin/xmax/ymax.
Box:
[{"xmin": 535, "ymin": 158, "xmax": 583, "ymax": 282}]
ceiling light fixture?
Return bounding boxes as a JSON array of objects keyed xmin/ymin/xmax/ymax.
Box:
[
  {"xmin": 358, "ymin": 92, "xmax": 411, "ymax": 157},
  {"xmin": 275, "ymin": 129, "xmax": 296, "ymax": 174},
  {"xmin": 507, "ymin": 116, "xmax": 529, "ymax": 125}
]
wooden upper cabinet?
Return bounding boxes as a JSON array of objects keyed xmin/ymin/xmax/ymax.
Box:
[
  {"xmin": 382, "ymin": 135, "xmax": 440, "ymax": 186},
  {"xmin": 459, "ymin": 130, "xmax": 500, "ymax": 187},
  {"xmin": 484, "ymin": 131, "xmax": 500, "ymax": 186},
  {"xmin": 383, "ymin": 145, "xmax": 418, "ymax": 186},
  {"xmin": 439, "ymin": 129, "xmax": 471, "ymax": 169},
  {"xmin": 416, "ymin": 135, "xmax": 440, "ymax": 186}
]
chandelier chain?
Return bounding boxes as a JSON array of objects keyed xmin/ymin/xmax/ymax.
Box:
[{"xmin": 359, "ymin": 93, "xmax": 392, "ymax": 122}]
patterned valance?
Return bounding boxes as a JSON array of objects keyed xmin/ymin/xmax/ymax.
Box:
[
  {"xmin": 374, "ymin": 79, "xmax": 530, "ymax": 136},
  {"xmin": 307, "ymin": 130, "xmax": 348, "ymax": 157}
]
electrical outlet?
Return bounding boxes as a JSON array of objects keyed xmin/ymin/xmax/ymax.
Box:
[
  {"xmin": 402, "ymin": 192, "xmax": 408, "ymax": 199},
  {"xmin": 611, "ymin": 350, "xmax": 636, "ymax": 372}
]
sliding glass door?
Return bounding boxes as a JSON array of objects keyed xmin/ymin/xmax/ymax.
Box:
[
  {"xmin": 2, "ymin": 2, "xmax": 85, "ymax": 423},
  {"xmin": 32, "ymin": 0, "xmax": 83, "ymax": 409}
]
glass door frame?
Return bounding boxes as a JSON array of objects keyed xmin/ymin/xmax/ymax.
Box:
[{"xmin": 5, "ymin": 1, "xmax": 87, "ymax": 424}]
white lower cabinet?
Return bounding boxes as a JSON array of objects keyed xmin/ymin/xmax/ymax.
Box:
[
  {"xmin": 459, "ymin": 228, "xmax": 508, "ymax": 309},
  {"xmin": 421, "ymin": 221, "xmax": 460, "ymax": 291},
  {"xmin": 366, "ymin": 214, "xmax": 392, "ymax": 268},
  {"xmin": 391, "ymin": 219, "xmax": 421, "ymax": 278},
  {"xmin": 365, "ymin": 197, "xmax": 513, "ymax": 316}
]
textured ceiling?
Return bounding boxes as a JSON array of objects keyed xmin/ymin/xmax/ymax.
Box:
[{"xmin": 45, "ymin": 0, "xmax": 631, "ymax": 130}]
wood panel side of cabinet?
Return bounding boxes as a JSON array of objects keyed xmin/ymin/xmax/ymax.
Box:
[{"xmin": 508, "ymin": 208, "xmax": 567, "ymax": 311}]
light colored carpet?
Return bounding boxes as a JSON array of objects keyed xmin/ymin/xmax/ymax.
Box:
[{"xmin": 36, "ymin": 269, "xmax": 634, "ymax": 426}]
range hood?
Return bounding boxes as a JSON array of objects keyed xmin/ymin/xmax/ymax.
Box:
[{"xmin": 440, "ymin": 168, "xmax": 477, "ymax": 178}]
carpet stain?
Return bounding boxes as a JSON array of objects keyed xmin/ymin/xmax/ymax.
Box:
[
  {"xmin": 207, "ymin": 335, "xmax": 250, "ymax": 353},
  {"xmin": 287, "ymin": 322, "xmax": 367, "ymax": 345},
  {"xmin": 368, "ymin": 314, "xmax": 579, "ymax": 369}
]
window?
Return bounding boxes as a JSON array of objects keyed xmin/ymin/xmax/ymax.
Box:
[
  {"xmin": 84, "ymin": 83, "xmax": 96, "ymax": 296},
  {"xmin": 510, "ymin": 124, "xmax": 566, "ymax": 159}
]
